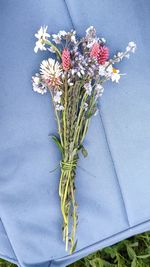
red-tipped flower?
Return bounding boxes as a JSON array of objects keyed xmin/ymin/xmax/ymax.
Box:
[
  {"xmin": 90, "ymin": 42, "xmax": 99, "ymax": 58},
  {"xmin": 97, "ymin": 45, "xmax": 109, "ymax": 65},
  {"xmin": 62, "ymin": 48, "xmax": 71, "ymax": 71}
]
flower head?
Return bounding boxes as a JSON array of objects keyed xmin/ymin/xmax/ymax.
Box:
[
  {"xmin": 86, "ymin": 26, "xmax": 96, "ymax": 40},
  {"xmin": 62, "ymin": 48, "xmax": 71, "ymax": 71},
  {"xmin": 95, "ymin": 84, "xmax": 104, "ymax": 98},
  {"xmin": 32, "ymin": 74, "xmax": 47, "ymax": 94},
  {"xmin": 90, "ymin": 42, "xmax": 99, "ymax": 58},
  {"xmin": 40, "ymin": 58, "xmax": 62, "ymax": 87},
  {"xmin": 111, "ymin": 68, "xmax": 121, "ymax": 83},
  {"xmin": 84, "ymin": 82, "xmax": 92, "ymax": 95},
  {"xmin": 53, "ymin": 90, "xmax": 62, "ymax": 103},
  {"xmin": 126, "ymin": 41, "xmax": 137, "ymax": 53},
  {"xmin": 34, "ymin": 26, "xmax": 50, "ymax": 53},
  {"xmin": 97, "ymin": 45, "xmax": 109, "ymax": 65}
]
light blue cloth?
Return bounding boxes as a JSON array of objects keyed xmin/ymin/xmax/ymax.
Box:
[{"xmin": 0, "ymin": 0, "xmax": 150, "ymax": 266}]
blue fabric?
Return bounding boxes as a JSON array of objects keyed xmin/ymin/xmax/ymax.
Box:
[{"xmin": 0, "ymin": 0, "xmax": 150, "ymax": 266}]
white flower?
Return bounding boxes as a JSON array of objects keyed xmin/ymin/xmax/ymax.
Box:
[
  {"xmin": 58, "ymin": 30, "xmax": 67, "ymax": 37},
  {"xmin": 111, "ymin": 69, "xmax": 121, "ymax": 83},
  {"xmin": 55, "ymin": 104, "xmax": 64, "ymax": 111},
  {"xmin": 40, "ymin": 58, "xmax": 62, "ymax": 87},
  {"xmin": 71, "ymin": 34, "xmax": 76, "ymax": 43},
  {"xmin": 106, "ymin": 64, "xmax": 113, "ymax": 75},
  {"xmin": 84, "ymin": 82, "xmax": 92, "ymax": 95},
  {"xmin": 87, "ymin": 39, "xmax": 97, "ymax": 48},
  {"xmin": 34, "ymin": 26, "xmax": 50, "ymax": 53},
  {"xmin": 95, "ymin": 84, "xmax": 104, "ymax": 98},
  {"xmin": 84, "ymin": 102, "xmax": 88, "ymax": 111},
  {"xmin": 99, "ymin": 65, "xmax": 106, "ymax": 76},
  {"xmin": 86, "ymin": 26, "xmax": 96, "ymax": 38},
  {"xmin": 52, "ymin": 34, "xmax": 61, "ymax": 44},
  {"xmin": 117, "ymin": 52, "xmax": 124, "ymax": 61},
  {"xmin": 54, "ymin": 91, "xmax": 62, "ymax": 103},
  {"xmin": 32, "ymin": 74, "xmax": 47, "ymax": 94},
  {"xmin": 126, "ymin": 41, "xmax": 137, "ymax": 53}
]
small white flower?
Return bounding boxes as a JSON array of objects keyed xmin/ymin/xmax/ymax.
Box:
[
  {"xmin": 32, "ymin": 74, "xmax": 47, "ymax": 95},
  {"xmin": 53, "ymin": 91, "xmax": 62, "ymax": 104},
  {"xmin": 84, "ymin": 82, "xmax": 92, "ymax": 95},
  {"xmin": 34, "ymin": 26, "xmax": 50, "ymax": 53},
  {"xmin": 86, "ymin": 26, "xmax": 96, "ymax": 37},
  {"xmin": 99, "ymin": 65, "xmax": 106, "ymax": 76},
  {"xmin": 111, "ymin": 69, "xmax": 121, "ymax": 83},
  {"xmin": 52, "ymin": 34, "xmax": 61, "ymax": 44},
  {"xmin": 87, "ymin": 39, "xmax": 96, "ymax": 48},
  {"xmin": 95, "ymin": 84, "xmax": 104, "ymax": 98},
  {"xmin": 84, "ymin": 102, "xmax": 88, "ymax": 111},
  {"xmin": 55, "ymin": 104, "xmax": 64, "ymax": 111},
  {"xmin": 117, "ymin": 52, "xmax": 124, "ymax": 60},
  {"xmin": 71, "ymin": 35, "xmax": 76, "ymax": 43},
  {"xmin": 34, "ymin": 40, "xmax": 46, "ymax": 53},
  {"xmin": 106, "ymin": 64, "xmax": 113, "ymax": 75},
  {"xmin": 126, "ymin": 41, "xmax": 137, "ymax": 53},
  {"xmin": 59, "ymin": 30, "xmax": 67, "ymax": 37}
]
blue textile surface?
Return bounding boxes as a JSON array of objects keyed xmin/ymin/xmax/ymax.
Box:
[{"xmin": 0, "ymin": 0, "xmax": 150, "ymax": 266}]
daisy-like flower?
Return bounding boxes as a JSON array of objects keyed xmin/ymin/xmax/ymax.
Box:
[
  {"xmin": 111, "ymin": 68, "xmax": 121, "ymax": 83},
  {"xmin": 34, "ymin": 26, "xmax": 50, "ymax": 53},
  {"xmin": 32, "ymin": 73, "xmax": 47, "ymax": 94},
  {"xmin": 40, "ymin": 58, "xmax": 62, "ymax": 87}
]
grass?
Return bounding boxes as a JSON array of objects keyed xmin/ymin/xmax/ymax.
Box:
[{"xmin": 0, "ymin": 232, "xmax": 150, "ymax": 267}]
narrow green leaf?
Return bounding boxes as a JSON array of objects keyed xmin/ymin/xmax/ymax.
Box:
[
  {"xmin": 131, "ymin": 257, "xmax": 137, "ymax": 267},
  {"xmin": 70, "ymin": 240, "xmax": 78, "ymax": 254},
  {"xmin": 137, "ymin": 254, "xmax": 150, "ymax": 259},
  {"xmin": 51, "ymin": 135, "xmax": 63, "ymax": 155},
  {"xmin": 126, "ymin": 245, "xmax": 136, "ymax": 260},
  {"xmin": 81, "ymin": 146, "xmax": 88, "ymax": 157}
]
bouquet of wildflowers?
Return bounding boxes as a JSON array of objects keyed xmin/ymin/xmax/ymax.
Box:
[{"xmin": 32, "ymin": 26, "xmax": 136, "ymax": 254}]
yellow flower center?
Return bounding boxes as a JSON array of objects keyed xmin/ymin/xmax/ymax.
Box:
[{"xmin": 113, "ymin": 67, "xmax": 118, "ymax": 73}]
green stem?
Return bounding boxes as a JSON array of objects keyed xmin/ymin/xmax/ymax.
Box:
[
  {"xmin": 45, "ymin": 39, "xmax": 61, "ymax": 58},
  {"xmin": 50, "ymin": 93, "xmax": 63, "ymax": 146},
  {"xmin": 63, "ymin": 78, "xmax": 68, "ymax": 153},
  {"xmin": 73, "ymin": 92, "xmax": 88, "ymax": 147}
]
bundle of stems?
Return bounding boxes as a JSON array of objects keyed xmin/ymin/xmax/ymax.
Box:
[{"xmin": 32, "ymin": 26, "xmax": 136, "ymax": 254}]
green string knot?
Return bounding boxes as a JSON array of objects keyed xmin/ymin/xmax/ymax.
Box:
[{"xmin": 60, "ymin": 160, "xmax": 77, "ymax": 172}]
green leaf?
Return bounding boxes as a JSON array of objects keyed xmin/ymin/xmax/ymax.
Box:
[
  {"xmin": 78, "ymin": 145, "xmax": 88, "ymax": 157},
  {"xmin": 51, "ymin": 135, "xmax": 63, "ymax": 155},
  {"xmin": 126, "ymin": 245, "xmax": 136, "ymax": 260},
  {"xmin": 137, "ymin": 254, "xmax": 150, "ymax": 259},
  {"xmin": 81, "ymin": 146, "xmax": 88, "ymax": 157},
  {"xmin": 131, "ymin": 257, "xmax": 137, "ymax": 267},
  {"xmin": 103, "ymin": 247, "xmax": 116, "ymax": 259}
]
